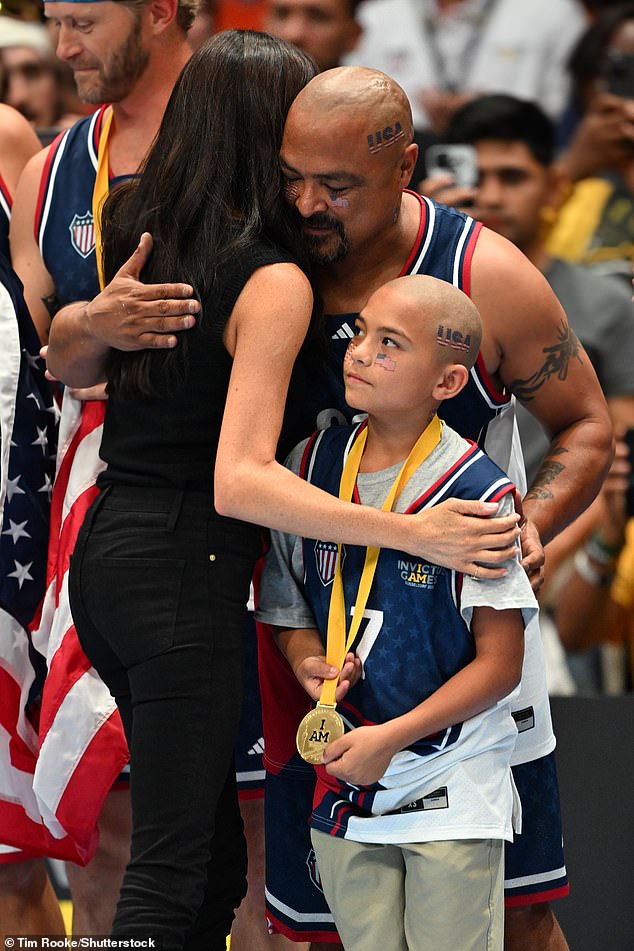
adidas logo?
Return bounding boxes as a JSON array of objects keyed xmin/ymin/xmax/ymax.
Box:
[
  {"xmin": 332, "ymin": 322, "xmax": 355, "ymax": 340},
  {"xmin": 248, "ymin": 737, "xmax": 265, "ymax": 755}
]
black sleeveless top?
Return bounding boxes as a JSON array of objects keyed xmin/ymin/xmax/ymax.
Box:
[{"xmin": 98, "ymin": 241, "xmax": 295, "ymax": 492}]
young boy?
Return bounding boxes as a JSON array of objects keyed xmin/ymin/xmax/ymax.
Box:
[{"xmin": 256, "ymin": 274, "xmax": 537, "ymax": 951}]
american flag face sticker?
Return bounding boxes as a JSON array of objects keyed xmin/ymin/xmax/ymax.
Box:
[
  {"xmin": 314, "ymin": 540, "xmax": 344, "ymax": 586},
  {"xmin": 69, "ymin": 212, "xmax": 95, "ymax": 259}
]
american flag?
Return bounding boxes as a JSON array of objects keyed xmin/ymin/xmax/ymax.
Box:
[{"xmin": 0, "ymin": 255, "xmax": 128, "ymax": 864}]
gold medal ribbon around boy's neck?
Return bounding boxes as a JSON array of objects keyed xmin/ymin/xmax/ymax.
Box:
[
  {"xmin": 92, "ymin": 106, "xmax": 114, "ymax": 292},
  {"xmin": 319, "ymin": 413, "xmax": 443, "ymax": 709}
]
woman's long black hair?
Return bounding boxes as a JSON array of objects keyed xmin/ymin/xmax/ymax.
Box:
[{"xmin": 102, "ymin": 29, "xmax": 318, "ymax": 398}]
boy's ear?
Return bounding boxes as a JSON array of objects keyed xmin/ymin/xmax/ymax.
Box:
[{"xmin": 432, "ymin": 364, "xmax": 469, "ymax": 402}]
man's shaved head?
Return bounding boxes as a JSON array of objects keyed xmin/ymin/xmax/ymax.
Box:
[
  {"xmin": 289, "ymin": 65, "xmax": 413, "ymax": 148},
  {"xmin": 367, "ymin": 274, "xmax": 482, "ymax": 370},
  {"xmin": 281, "ymin": 66, "xmax": 418, "ymax": 264}
]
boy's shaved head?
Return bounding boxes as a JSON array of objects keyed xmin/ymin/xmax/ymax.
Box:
[{"xmin": 366, "ymin": 275, "xmax": 482, "ymax": 370}]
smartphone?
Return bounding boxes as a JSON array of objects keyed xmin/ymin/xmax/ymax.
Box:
[
  {"xmin": 624, "ymin": 427, "xmax": 634, "ymax": 517},
  {"xmin": 425, "ymin": 144, "xmax": 478, "ymax": 187},
  {"xmin": 602, "ymin": 51, "xmax": 634, "ymax": 99}
]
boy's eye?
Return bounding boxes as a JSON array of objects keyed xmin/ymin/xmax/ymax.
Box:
[{"xmin": 382, "ymin": 336, "xmax": 398, "ymax": 348}]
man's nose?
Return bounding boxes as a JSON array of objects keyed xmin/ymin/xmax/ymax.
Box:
[
  {"xmin": 476, "ymin": 173, "xmax": 503, "ymax": 206},
  {"xmin": 348, "ymin": 337, "xmax": 373, "ymax": 365},
  {"xmin": 6, "ymin": 73, "xmax": 29, "ymax": 111},
  {"xmin": 56, "ymin": 25, "xmax": 83, "ymax": 61},
  {"xmin": 293, "ymin": 181, "xmax": 329, "ymax": 217}
]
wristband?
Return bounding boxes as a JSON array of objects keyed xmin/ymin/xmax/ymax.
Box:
[
  {"xmin": 574, "ymin": 549, "xmax": 614, "ymax": 587},
  {"xmin": 585, "ymin": 531, "xmax": 620, "ymax": 566}
]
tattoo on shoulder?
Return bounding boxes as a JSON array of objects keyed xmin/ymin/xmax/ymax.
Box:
[{"xmin": 510, "ymin": 321, "xmax": 582, "ymax": 403}]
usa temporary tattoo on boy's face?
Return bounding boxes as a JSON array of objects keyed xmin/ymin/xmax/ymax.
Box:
[
  {"xmin": 437, "ymin": 324, "xmax": 472, "ymax": 353},
  {"xmin": 345, "ymin": 334, "xmax": 397, "ymax": 370},
  {"xmin": 367, "ymin": 120, "xmax": 405, "ymax": 155},
  {"xmin": 344, "ymin": 336, "xmax": 359, "ymax": 364},
  {"xmin": 375, "ymin": 352, "xmax": 396, "ymax": 371}
]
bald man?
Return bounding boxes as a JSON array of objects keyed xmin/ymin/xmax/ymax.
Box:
[
  {"xmin": 44, "ymin": 67, "xmax": 611, "ymax": 951},
  {"xmin": 256, "ymin": 273, "xmax": 536, "ymax": 951}
]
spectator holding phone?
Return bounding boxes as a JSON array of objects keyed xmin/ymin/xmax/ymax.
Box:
[
  {"xmin": 547, "ymin": 4, "xmax": 634, "ymax": 284},
  {"xmin": 422, "ymin": 93, "xmax": 634, "ymax": 488},
  {"xmin": 420, "ymin": 92, "xmax": 634, "ymax": 692}
]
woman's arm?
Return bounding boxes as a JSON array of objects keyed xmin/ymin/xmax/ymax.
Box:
[
  {"xmin": 321, "ymin": 605, "xmax": 525, "ymax": 787},
  {"xmin": 215, "ymin": 262, "xmax": 521, "ymax": 572}
]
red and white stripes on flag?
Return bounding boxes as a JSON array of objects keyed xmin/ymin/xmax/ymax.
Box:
[{"xmin": 1, "ymin": 391, "xmax": 128, "ymax": 864}]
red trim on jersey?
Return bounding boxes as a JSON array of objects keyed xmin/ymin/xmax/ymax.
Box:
[
  {"xmin": 460, "ymin": 219, "xmax": 482, "ymax": 296},
  {"xmin": 34, "ymin": 130, "xmax": 66, "ymax": 242},
  {"xmin": 265, "ymin": 910, "xmax": 339, "ymax": 943},
  {"xmin": 488, "ymin": 484, "xmax": 515, "ymax": 504},
  {"xmin": 0, "ymin": 172, "xmax": 12, "ymax": 210},
  {"xmin": 299, "ymin": 430, "xmax": 320, "ymax": 479},
  {"xmin": 237, "ymin": 787, "xmax": 264, "ymax": 802},
  {"xmin": 403, "ymin": 440, "xmax": 480, "ymax": 514},
  {"xmin": 92, "ymin": 104, "xmax": 109, "ymax": 153},
  {"xmin": 399, "ymin": 190, "xmax": 427, "ymax": 275},
  {"xmin": 473, "ymin": 351, "xmax": 508, "ymax": 405},
  {"xmin": 505, "ymin": 883, "xmax": 570, "ymax": 907}
]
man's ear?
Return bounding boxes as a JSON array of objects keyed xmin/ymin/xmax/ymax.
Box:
[
  {"xmin": 400, "ymin": 142, "xmax": 419, "ymax": 189},
  {"xmin": 432, "ymin": 363, "xmax": 469, "ymax": 402},
  {"xmin": 148, "ymin": 0, "xmax": 179, "ymax": 34}
]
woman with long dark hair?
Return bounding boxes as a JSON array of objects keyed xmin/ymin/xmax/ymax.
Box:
[{"xmin": 66, "ymin": 31, "xmax": 319, "ymax": 948}]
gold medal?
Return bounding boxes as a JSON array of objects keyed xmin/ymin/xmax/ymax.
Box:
[{"xmin": 296, "ymin": 705, "xmax": 345, "ymax": 764}]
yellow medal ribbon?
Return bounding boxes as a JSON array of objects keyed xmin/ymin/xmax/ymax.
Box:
[
  {"xmin": 319, "ymin": 414, "xmax": 443, "ymax": 708},
  {"xmin": 91, "ymin": 106, "xmax": 114, "ymax": 292}
]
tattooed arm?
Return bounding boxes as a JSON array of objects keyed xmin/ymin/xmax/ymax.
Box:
[{"xmin": 470, "ymin": 229, "xmax": 613, "ymax": 558}]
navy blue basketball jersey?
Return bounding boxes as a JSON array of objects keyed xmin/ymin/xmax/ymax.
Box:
[
  {"xmin": 0, "ymin": 172, "xmax": 11, "ymax": 262},
  {"xmin": 35, "ymin": 107, "xmax": 111, "ymax": 305},
  {"xmin": 297, "ymin": 422, "xmax": 519, "ymax": 841}
]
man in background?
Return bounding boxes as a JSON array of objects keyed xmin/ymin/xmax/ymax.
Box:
[
  {"xmin": 265, "ymin": 0, "xmax": 361, "ymax": 71},
  {"xmin": 0, "ymin": 14, "xmax": 84, "ymax": 134}
]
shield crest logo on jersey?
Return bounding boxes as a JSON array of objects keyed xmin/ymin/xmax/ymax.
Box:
[
  {"xmin": 314, "ymin": 540, "xmax": 344, "ymax": 586},
  {"xmin": 69, "ymin": 211, "xmax": 95, "ymax": 259}
]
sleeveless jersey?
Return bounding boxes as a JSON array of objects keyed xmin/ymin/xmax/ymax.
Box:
[
  {"xmin": 35, "ymin": 106, "xmax": 114, "ymax": 306},
  {"xmin": 0, "ymin": 172, "xmax": 12, "ymax": 262},
  {"xmin": 295, "ymin": 193, "xmax": 553, "ymax": 765},
  {"xmin": 299, "ymin": 422, "xmax": 521, "ymax": 844}
]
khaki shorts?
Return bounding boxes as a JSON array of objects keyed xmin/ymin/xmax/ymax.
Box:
[{"xmin": 311, "ymin": 831, "xmax": 504, "ymax": 951}]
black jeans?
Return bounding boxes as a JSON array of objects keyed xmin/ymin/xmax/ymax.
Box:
[{"xmin": 69, "ymin": 485, "xmax": 262, "ymax": 950}]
